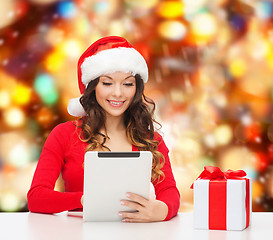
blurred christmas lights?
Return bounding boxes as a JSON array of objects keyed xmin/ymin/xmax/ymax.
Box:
[
  {"xmin": 60, "ymin": 39, "xmax": 84, "ymax": 59},
  {"xmin": 0, "ymin": 90, "xmax": 11, "ymax": 109},
  {"xmin": 158, "ymin": 20, "xmax": 187, "ymax": 41},
  {"xmin": 3, "ymin": 107, "xmax": 26, "ymax": 128},
  {"xmin": 57, "ymin": 1, "xmax": 77, "ymax": 19},
  {"xmin": 0, "ymin": 191, "xmax": 21, "ymax": 212},
  {"xmin": 9, "ymin": 143, "xmax": 32, "ymax": 168},
  {"xmin": 0, "ymin": 0, "xmax": 273, "ymax": 213},
  {"xmin": 93, "ymin": 1, "xmax": 110, "ymax": 14},
  {"xmin": 255, "ymin": 1, "xmax": 273, "ymax": 20},
  {"xmin": 213, "ymin": 124, "xmax": 233, "ymax": 146},
  {"xmin": 124, "ymin": 0, "xmax": 159, "ymax": 9},
  {"xmin": 29, "ymin": 0, "xmax": 59, "ymax": 4},
  {"xmin": 12, "ymin": 84, "xmax": 32, "ymax": 106},
  {"xmin": 157, "ymin": 1, "xmax": 184, "ymax": 19},
  {"xmin": 35, "ymin": 107, "xmax": 56, "ymax": 129},
  {"xmin": 191, "ymin": 13, "xmax": 217, "ymax": 43},
  {"xmin": 229, "ymin": 59, "xmax": 247, "ymax": 78},
  {"xmin": 44, "ymin": 50, "xmax": 66, "ymax": 72},
  {"xmin": 34, "ymin": 74, "xmax": 59, "ymax": 105},
  {"xmin": 0, "ymin": 0, "xmax": 18, "ymax": 29}
]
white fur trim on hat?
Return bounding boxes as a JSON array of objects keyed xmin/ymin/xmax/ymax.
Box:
[
  {"xmin": 67, "ymin": 97, "xmax": 86, "ymax": 117},
  {"xmin": 81, "ymin": 47, "xmax": 148, "ymax": 87}
]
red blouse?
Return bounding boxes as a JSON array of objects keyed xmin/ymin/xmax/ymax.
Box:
[{"xmin": 27, "ymin": 121, "xmax": 180, "ymax": 220}]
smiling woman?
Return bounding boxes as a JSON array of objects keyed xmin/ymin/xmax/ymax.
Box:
[
  {"xmin": 95, "ymin": 72, "xmax": 136, "ymax": 118},
  {"xmin": 27, "ymin": 36, "xmax": 180, "ymax": 223}
]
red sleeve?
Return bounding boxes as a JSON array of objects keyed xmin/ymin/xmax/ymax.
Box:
[
  {"xmin": 153, "ymin": 132, "xmax": 180, "ymax": 221},
  {"xmin": 27, "ymin": 123, "xmax": 83, "ymax": 213}
]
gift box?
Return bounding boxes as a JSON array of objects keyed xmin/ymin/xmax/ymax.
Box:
[{"xmin": 191, "ymin": 166, "xmax": 252, "ymax": 231}]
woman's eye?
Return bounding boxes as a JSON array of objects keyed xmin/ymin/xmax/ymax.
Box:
[
  {"xmin": 124, "ymin": 83, "xmax": 134, "ymax": 86},
  {"xmin": 102, "ymin": 82, "xmax": 112, "ymax": 86}
]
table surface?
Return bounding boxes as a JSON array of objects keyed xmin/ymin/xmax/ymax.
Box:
[{"xmin": 0, "ymin": 212, "xmax": 272, "ymax": 240}]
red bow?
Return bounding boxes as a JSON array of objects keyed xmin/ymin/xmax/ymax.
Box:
[{"xmin": 190, "ymin": 166, "xmax": 246, "ymax": 189}]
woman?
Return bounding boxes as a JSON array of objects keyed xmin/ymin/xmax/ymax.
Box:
[{"xmin": 27, "ymin": 36, "xmax": 180, "ymax": 222}]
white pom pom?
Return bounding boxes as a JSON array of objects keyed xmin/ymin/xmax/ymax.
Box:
[{"xmin": 67, "ymin": 97, "xmax": 86, "ymax": 117}]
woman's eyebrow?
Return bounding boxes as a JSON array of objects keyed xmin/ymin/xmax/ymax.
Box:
[
  {"xmin": 124, "ymin": 75, "xmax": 134, "ymax": 80},
  {"xmin": 101, "ymin": 75, "xmax": 134, "ymax": 80},
  {"xmin": 101, "ymin": 75, "xmax": 113, "ymax": 79}
]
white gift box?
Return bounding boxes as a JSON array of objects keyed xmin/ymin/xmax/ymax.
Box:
[{"xmin": 193, "ymin": 178, "xmax": 252, "ymax": 230}]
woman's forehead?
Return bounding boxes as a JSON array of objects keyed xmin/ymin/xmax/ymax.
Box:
[{"xmin": 100, "ymin": 71, "xmax": 134, "ymax": 79}]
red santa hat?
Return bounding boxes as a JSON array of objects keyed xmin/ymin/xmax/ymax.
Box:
[{"xmin": 67, "ymin": 36, "xmax": 149, "ymax": 117}]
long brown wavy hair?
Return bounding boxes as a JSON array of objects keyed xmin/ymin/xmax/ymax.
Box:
[{"xmin": 76, "ymin": 74, "xmax": 165, "ymax": 183}]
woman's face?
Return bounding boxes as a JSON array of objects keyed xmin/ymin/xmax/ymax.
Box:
[{"xmin": 95, "ymin": 71, "xmax": 136, "ymax": 118}]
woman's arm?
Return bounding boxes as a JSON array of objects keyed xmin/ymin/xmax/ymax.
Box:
[
  {"xmin": 27, "ymin": 123, "xmax": 83, "ymax": 213},
  {"xmin": 153, "ymin": 135, "xmax": 181, "ymax": 221},
  {"xmin": 119, "ymin": 133, "xmax": 180, "ymax": 222}
]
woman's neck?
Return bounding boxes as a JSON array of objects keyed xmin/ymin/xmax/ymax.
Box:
[{"xmin": 103, "ymin": 115, "xmax": 125, "ymax": 135}]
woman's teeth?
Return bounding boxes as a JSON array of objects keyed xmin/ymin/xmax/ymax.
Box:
[{"xmin": 108, "ymin": 100, "xmax": 124, "ymax": 106}]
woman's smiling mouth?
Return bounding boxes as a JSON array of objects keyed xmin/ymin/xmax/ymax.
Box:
[{"xmin": 107, "ymin": 100, "xmax": 125, "ymax": 107}]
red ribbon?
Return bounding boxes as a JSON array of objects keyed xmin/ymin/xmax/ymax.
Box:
[
  {"xmin": 190, "ymin": 166, "xmax": 246, "ymax": 189},
  {"xmin": 192, "ymin": 166, "xmax": 250, "ymax": 230}
]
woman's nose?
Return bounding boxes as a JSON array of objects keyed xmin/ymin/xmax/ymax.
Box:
[{"xmin": 112, "ymin": 84, "xmax": 122, "ymax": 97}]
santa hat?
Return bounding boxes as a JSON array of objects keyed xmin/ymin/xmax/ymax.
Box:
[{"xmin": 67, "ymin": 36, "xmax": 149, "ymax": 117}]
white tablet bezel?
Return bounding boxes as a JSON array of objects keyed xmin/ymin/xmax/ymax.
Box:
[{"xmin": 83, "ymin": 151, "xmax": 152, "ymax": 222}]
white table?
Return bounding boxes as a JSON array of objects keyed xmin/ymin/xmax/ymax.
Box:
[{"xmin": 0, "ymin": 212, "xmax": 272, "ymax": 240}]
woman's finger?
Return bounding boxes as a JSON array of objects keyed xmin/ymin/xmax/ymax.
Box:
[
  {"xmin": 119, "ymin": 211, "xmax": 141, "ymax": 220},
  {"xmin": 125, "ymin": 192, "xmax": 149, "ymax": 206},
  {"xmin": 122, "ymin": 218, "xmax": 150, "ymax": 223},
  {"xmin": 120, "ymin": 200, "xmax": 143, "ymax": 211}
]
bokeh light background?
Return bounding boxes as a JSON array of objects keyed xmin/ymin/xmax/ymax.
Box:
[{"xmin": 1, "ymin": 0, "xmax": 273, "ymax": 212}]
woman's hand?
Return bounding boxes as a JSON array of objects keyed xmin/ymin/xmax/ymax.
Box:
[{"xmin": 119, "ymin": 192, "xmax": 168, "ymax": 223}]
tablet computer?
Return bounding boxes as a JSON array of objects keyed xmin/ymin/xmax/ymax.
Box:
[{"xmin": 83, "ymin": 151, "xmax": 152, "ymax": 222}]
